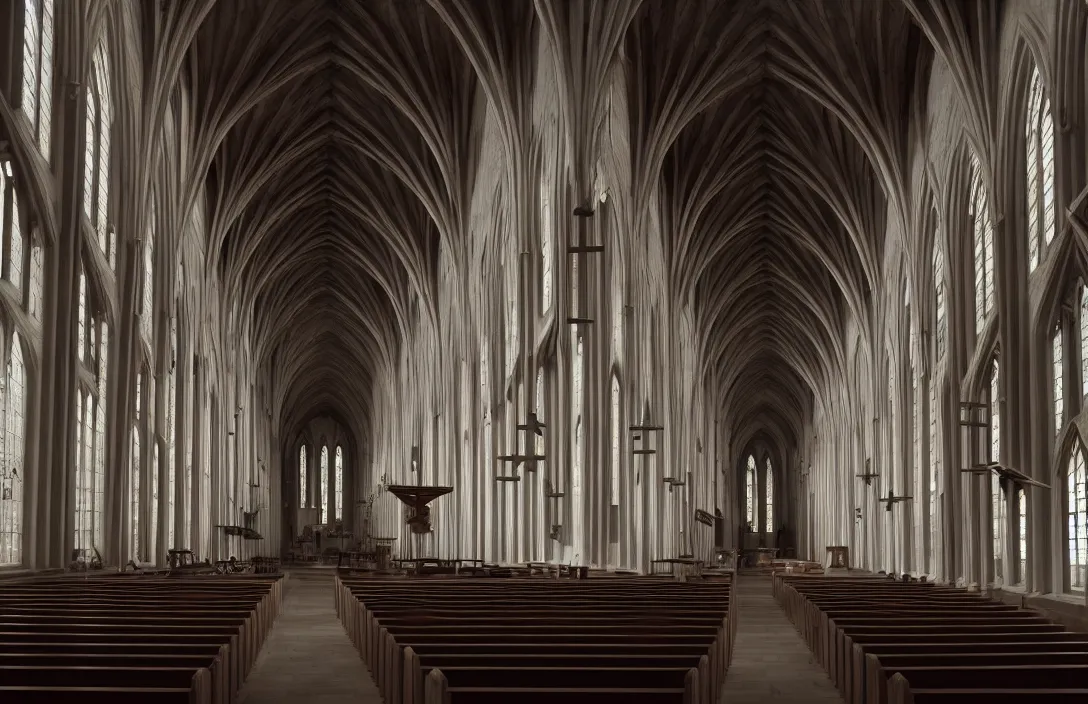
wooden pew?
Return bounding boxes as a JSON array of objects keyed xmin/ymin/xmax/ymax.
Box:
[
  {"xmin": 337, "ymin": 573, "xmax": 733, "ymax": 704},
  {"xmin": 774, "ymin": 574, "xmax": 1088, "ymax": 704},
  {"xmin": 423, "ymin": 666, "xmax": 701, "ymax": 703},
  {"xmin": 886, "ymin": 672, "xmax": 1088, "ymax": 703},
  {"xmin": 0, "ymin": 574, "xmax": 283, "ymax": 704}
]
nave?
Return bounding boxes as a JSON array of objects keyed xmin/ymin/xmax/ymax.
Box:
[{"xmin": 0, "ymin": 0, "xmax": 1088, "ymax": 701}]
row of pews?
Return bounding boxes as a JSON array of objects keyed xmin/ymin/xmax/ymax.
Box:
[
  {"xmin": 773, "ymin": 573, "xmax": 1088, "ymax": 703},
  {"xmin": 0, "ymin": 573, "xmax": 284, "ymax": 703},
  {"xmin": 335, "ymin": 572, "xmax": 737, "ymax": 703}
]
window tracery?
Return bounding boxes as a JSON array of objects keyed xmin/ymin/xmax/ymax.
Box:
[
  {"xmin": 84, "ymin": 40, "xmax": 114, "ymax": 267},
  {"xmin": 1026, "ymin": 65, "xmax": 1055, "ymax": 271},
  {"xmin": 540, "ymin": 187, "xmax": 552, "ymax": 314},
  {"xmin": 1, "ymin": 163, "xmax": 23, "ymax": 296},
  {"xmin": 970, "ymin": 156, "xmax": 995, "ymax": 331},
  {"xmin": 142, "ymin": 199, "xmax": 155, "ymax": 342},
  {"xmin": 933, "ymin": 225, "xmax": 946, "ymax": 361},
  {"xmin": 21, "ymin": 0, "xmax": 54, "ymax": 158}
]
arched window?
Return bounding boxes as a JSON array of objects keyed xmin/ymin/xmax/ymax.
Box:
[
  {"xmin": 505, "ymin": 260, "xmax": 518, "ymax": 379},
  {"xmin": 95, "ymin": 321, "xmax": 108, "ymax": 551},
  {"xmin": 319, "ymin": 445, "xmax": 329, "ymax": 524},
  {"xmin": 299, "ymin": 445, "xmax": 308, "ymax": 508},
  {"xmin": 990, "ymin": 359, "xmax": 1004, "ymax": 582},
  {"xmin": 610, "ymin": 374, "xmax": 620, "ymax": 506},
  {"xmin": 1026, "ymin": 65, "xmax": 1055, "ymax": 271},
  {"xmin": 142, "ymin": 198, "xmax": 155, "ymax": 342},
  {"xmin": 1, "ymin": 162, "xmax": 23, "ymax": 296},
  {"xmin": 933, "ymin": 222, "xmax": 947, "ymax": 361},
  {"xmin": 1017, "ymin": 487, "xmax": 1027, "ymax": 585},
  {"xmin": 334, "ymin": 445, "xmax": 343, "ymax": 521},
  {"xmin": 1067, "ymin": 439, "xmax": 1087, "ymax": 592},
  {"xmin": 166, "ymin": 315, "xmax": 177, "ymax": 549},
  {"xmin": 929, "ymin": 380, "xmax": 940, "ymax": 575},
  {"xmin": 150, "ymin": 442, "xmax": 158, "ymax": 564},
  {"xmin": 84, "ymin": 40, "xmax": 114, "ymax": 267},
  {"xmin": 131, "ymin": 373, "xmax": 141, "ymax": 561},
  {"xmin": 1080, "ymin": 287, "xmax": 1088, "ymax": 400},
  {"xmin": 970, "ymin": 156, "xmax": 995, "ymax": 330},
  {"xmin": 540, "ymin": 186, "xmax": 553, "ymax": 314},
  {"xmin": 1054, "ymin": 324, "xmax": 1064, "ymax": 436},
  {"xmin": 0, "ymin": 333, "xmax": 26, "ymax": 565},
  {"xmin": 745, "ymin": 455, "xmax": 756, "ymax": 528},
  {"xmin": 77, "ymin": 271, "xmax": 86, "ymax": 362},
  {"xmin": 535, "ymin": 368, "xmax": 545, "ymax": 457},
  {"xmin": 21, "ymin": 0, "xmax": 54, "ymax": 157},
  {"xmin": 765, "ymin": 458, "xmax": 774, "ymax": 533}
]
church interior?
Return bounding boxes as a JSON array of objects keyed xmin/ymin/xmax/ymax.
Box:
[{"xmin": 1, "ymin": 0, "xmax": 1088, "ymax": 702}]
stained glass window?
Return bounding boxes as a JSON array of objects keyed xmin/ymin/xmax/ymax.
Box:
[
  {"xmin": 540, "ymin": 186, "xmax": 552, "ymax": 314},
  {"xmin": 970, "ymin": 156, "xmax": 995, "ymax": 330},
  {"xmin": 1026, "ymin": 65, "xmax": 1055, "ymax": 271},
  {"xmin": 142, "ymin": 198, "xmax": 155, "ymax": 342}
]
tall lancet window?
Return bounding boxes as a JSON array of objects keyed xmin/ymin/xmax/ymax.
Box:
[
  {"xmin": 540, "ymin": 184, "xmax": 553, "ymax": 314},
  {"xmin": 1, "ymin": 163, "xmax": 23, "ymax": 295},
  {"xmin": 990, "ymin": 359, "xmax": 1004, "ymax": 582},
  {"xmin": 1026, "ymin": 65, "xmax": 1055, "ymax": 271},
  {"xmin": 934, "ymin": 226, "xmax": 947, "ymax": 361},
  {"xmin": 0, "ymin": 333, "xmax": 26, "ymax": 565},
  {"xmin": 610, "ymin": 374, "xmax": 621, "ymax": 505},
  {"xmin": 929, "ymin": 381, "xmax": 939, "ymax": 574},
  {"xmin": 131, "ymin": 373, "xmax": 141, "ymax": 560},
  {"xmin": 970, "ymin": 156, "xmax": 995, "ymax": 331},
  {"xmin": 1068, "ymin": 439, "xmax": 1087, "ymax": 592},
  {"xmin": 1081, "ymin": 288, "xmax": 1088, "ymax": 399},
  {"xmin": 765, "ymin": 458, "xmax": 774, "ymax": 533},
  {"xmin": 22, "ymin": 0, "xmax": 54, "ymax": 157},
  {"xmin": 299, "ymin": 445, "xmax": 308, "ymax": 508},
  {"xmin": 167, "ymin": 316, "xmax": 177, "ymax": 549},
  {"xmin": 745, "ymin": 455, "xmax": 756, "ymax": 528},
  {"xmin": 320, "ymin": 446, "xmax": 329, "ymax": 525},
  {"xmin": 334, "ymin": 445, "xmax": 343, "ymax": 521},
  {"xmin": 1054, "ymin": 325, "xmax": 1064, "ymax": 436},
  {"xmin": 85, "ymin": 40, "xmax": 114, "ymax": 267},
  {"xmin": 142, "ymin": 198, "xmax": 155, "ymax": 342},
  {"xmin": 505, "ymin": 259, "xmax": 519, "ymax": 379}
]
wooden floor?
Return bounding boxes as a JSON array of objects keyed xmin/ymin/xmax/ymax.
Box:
[
  {"xmin": 237, "ymin": 569, "xmax": 383, "ymax": 703},
  {"xmin": 720, "ymin": 575, "xmax": 845, "ymax": 703}
]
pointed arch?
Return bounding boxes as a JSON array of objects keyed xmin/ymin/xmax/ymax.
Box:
[
  {"xmin": 0, "ymin": 331, "xmax": 27, "ymax": 565},
  {"xmin": 1026, "ymin": 62, "xmax": 1056, "ymax": 271},
  {"xmin": 319, "ymin": 444, "xmax": 329, "ymax": 524},
  {"xmin": 969, "ymin": 154, "xmax": 995, "ymax": 333},
  {"xmin": 1064, "ymin": 432, "xmax": 1087, "ymax": 592},
  {"xmin": 299, "ymin": 443, "xmax": 308, "ymax": 508},
  {"xmin": 84, "ymin": 37, "xmax": 114, "ymax": 267},
  {"xmin": 764, "ymin": 455, "xmax": 774, "ymax": 533},
  {"xmin": 21, "ymin": 0, "xmax": 55, "ymax": 158},
  {"xmin": 335, "ymin": 444, "xmax": 343, "ymax": 521},
  {"xmin": 745, "ymin": 454, "xmax": 756, "ymax": 528}
]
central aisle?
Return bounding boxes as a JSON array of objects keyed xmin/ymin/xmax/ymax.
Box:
[
  {"xmin": 238, "ymin": 570, "xmax": 383, "ymax": 703},
  {"xmin": 720, "ymin": 575, "xmax": 845, "ymax": 703}
]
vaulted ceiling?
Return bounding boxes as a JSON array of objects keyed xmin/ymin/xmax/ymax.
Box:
[{"xmin": 181, "ymin": 0, "xmax": 932, "ymax": 455}]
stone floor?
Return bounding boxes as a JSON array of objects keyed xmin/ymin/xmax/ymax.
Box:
[
  {"xmin": 237, "ymin": 569, "xmax": 383, "ymax": 703},
  {"xmin": 720, "ymin": 575, "xmax": 845, "ymax": 703}
]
